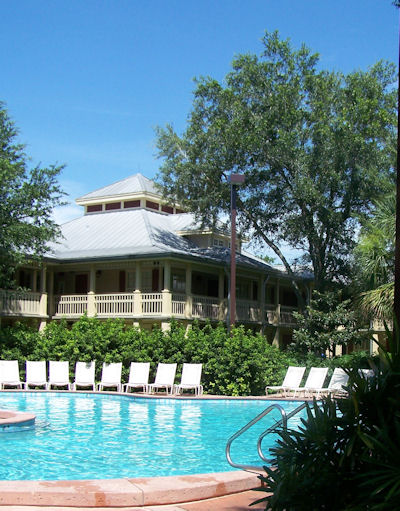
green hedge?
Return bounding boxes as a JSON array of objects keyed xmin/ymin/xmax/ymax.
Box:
[{"xmin": 0, "ymin": 317, "xmax": 298, "ymax": 395}]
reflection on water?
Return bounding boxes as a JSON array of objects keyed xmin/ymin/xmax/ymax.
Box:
[{"xmin": 0, "ymin": 392, "xmax": 305, "ymax": 481}]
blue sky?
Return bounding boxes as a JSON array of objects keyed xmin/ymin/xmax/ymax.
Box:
[{"xmin": 1, "ymin": 0, "xmax": 398, "ymax": 231}]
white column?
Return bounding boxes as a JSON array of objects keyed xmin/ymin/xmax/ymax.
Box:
[
  {"xmin": 162, "ymin": 261, "xmax": 172, "ymax": 318},
  {"xmin": 134, "ymin": 261, "xmax": 142, "ymax": 315},
  {"xmin": 185, "ymin": 264, "xmax": 192, "ymax": 319},
  {"xmin": 87, "ymin": 267, "xmax": 96, "ymax": 317}
]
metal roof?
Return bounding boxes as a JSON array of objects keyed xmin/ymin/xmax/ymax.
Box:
[
  {"xmin": 76, "ymin": 173, "xmax": 159, "ymax": 201},
  {"xmin": 45, "ymin": 208, "xmax": 287, "ymax": 275}
]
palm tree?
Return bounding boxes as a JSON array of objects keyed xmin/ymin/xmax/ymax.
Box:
[{"xmin": 354, "ymin": 192, "xmax": 395, "ymax": 321}]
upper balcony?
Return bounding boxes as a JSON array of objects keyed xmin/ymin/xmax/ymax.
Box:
[{"xmin": 1, "ymin": 289, "xmax": 298, "ymax": 327}]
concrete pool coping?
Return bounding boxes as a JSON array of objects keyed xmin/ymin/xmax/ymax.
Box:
[
  {"xmin": 0, "ymin": 390, "xmax": 300, "ymax": 507},
  {"xmin": 0, "ymin": 471, "xmax": 261, "ymax": 507}
]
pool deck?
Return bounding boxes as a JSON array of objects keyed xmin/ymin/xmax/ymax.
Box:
[{"xmin": 0, "ymin": 390, "xmax": 297, "ymax": 509}]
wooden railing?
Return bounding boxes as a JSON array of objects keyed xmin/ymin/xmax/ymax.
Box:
[
  {"xmin": 1, "ymin": 289, "xmax": 300, "ymax": 327},
  {"xmin": 54, "ymin": 295, "xmax": 88, "ymax": 317},
  {"xmin": 280, "ymin": 306, "xmax": 297, "ymax": 325},
  {"xmin": 192, "ymin": 295, "xmax": 220, "ymax": 320},
  {"xmin": 96, "ymin": 293, "xmax": 135, "ymax": 317},
  {"xmin": 172, "ymin": 294, "xmax": 186, "ymax": 316},
  {"xmin": 237, "ymin": 300, "xmax": 261, "ymax": 322},
  {"xmin": 0, "ymin": 289, "xmax": 41, "ymax": 316},
  {"xmin": 141, "ymin": 293, "xmax": 163, "ymax": 315}
]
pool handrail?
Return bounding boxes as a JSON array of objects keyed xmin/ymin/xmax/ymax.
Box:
[{"xmin": 225, "ymin": 401, "xmax": 308, "ymax": 473}]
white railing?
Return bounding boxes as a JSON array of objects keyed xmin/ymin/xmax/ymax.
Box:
[
  {"xmin": 264, "ymin": 305, "xmax": 278, "ymax": 324},
  {"xmin": 280, "ymin": 306, "xmax": 297, "ymax": 325},
  {"xmin": 0, "ymin": 289, "xmax": 41, "ymax": 316},
  {"xmin": 192, "ymin": 295, "xmax": 220, "ymax": 320},
  {"xmin": 172, "ymin": 294, "xmax": 186, "ymax": 316},
  {"xmin": 54, "ymin": 295, "xmax": 88, "ymax": 317},
  {"xmin": 95, "ymin": 293, "xmax": 135, "ymax": 316},
  {"xmin": 237, "ymin": 300, "xmax": 261, "ymax": 322},
  {"xmin": 141, "ymin": 293, "xmax": 163, "ymax": 315}
]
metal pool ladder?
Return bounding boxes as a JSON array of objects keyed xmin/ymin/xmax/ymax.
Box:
[{"xmin": 225, "ymin": 402, "xmax": 308, "ymax": 473}]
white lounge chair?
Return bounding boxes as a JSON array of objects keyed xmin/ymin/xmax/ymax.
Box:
[
  {"xmin": 265, "ymin": 366, "xmax": 306, "ymax": 396},
  {"xmin": 290, "ymin": 367, "xmax": 329, "ymax": 398},
  {"xmin": 315, "ymin": 368, "xmax": 349, "ymax": 398},
  {"xmin": 174, "ymin": 363, "xmax": 203, "ymax": 396},
  {"xmin": 24, "ymin": 360, "xmax": 47, "ymax": 389},
  {"xmin": 47, "ymin": 361, "xmax": 71, "ymax": 390},
  {"xmin": 72, "ymin": 361, "xmax": 96, "ymax": 391},
  {"xmin": 0, "ymin": 360, "xmax": 23, "ymax": 389},
  {"xmin": 148, "ymin": 363, "xmax": 177, "ymax": 395},
  {"xmin": 97, "ymin": 362, "xmax": 122, "ymax": 392},
  {"xmin": 123, "ymin": 362, "xmax": 150, "ymax": 393}
]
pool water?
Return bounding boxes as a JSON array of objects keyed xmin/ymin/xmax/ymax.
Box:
[{"xmin": 0, "ymin": 392, "xmax": 304, "ymax": 481}]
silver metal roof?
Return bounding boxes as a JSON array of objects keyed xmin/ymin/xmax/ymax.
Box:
[
  {"xmin": 46, "ymin": 208, "xmax": 285, "ymax": 275},
  {"xmin": 76, "ymin": 173, "xmax": 159, "ymax": 201}
]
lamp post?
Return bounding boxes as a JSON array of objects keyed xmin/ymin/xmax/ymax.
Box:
[{"xmin": 229, "ymin": 173, "xmax": 245, "ymax": 331}]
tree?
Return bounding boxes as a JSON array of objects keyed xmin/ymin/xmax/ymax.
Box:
[
  {"xmin": 0, "ymin": 102, "xmax": 65, "ymax": 288},
  {"xmin": 156, "ymin": 32, "xmax": 396, "ymax": 296},
  {"xmin": 353, "ymin": 192, "xmax": 395, "ymax": 321},
  {"xmin": 291, "ymin": 290, "xmax": 369, "ymax": 357}
]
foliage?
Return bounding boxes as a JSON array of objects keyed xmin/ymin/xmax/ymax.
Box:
[
  {"xmin": 254, "ymin": 325, "xmax": 400, "ymax": 510},
  {"xmin": 291, "ymin": 290, "xmax": 370, "ymax": 357},
  {"xmin": 0, "ymin": 318, "xmax": 295, "ymax": 395},
  {"xmin": 0, "ymin": 102, "xmax": 65, "ymax": 288},
  {"xmin": 353, "ymin": 192, "xmax": 395, "ymax": 321},
  {"xmin": 156, "ymin": 31, "xmax": 396, "ymax": 293}
]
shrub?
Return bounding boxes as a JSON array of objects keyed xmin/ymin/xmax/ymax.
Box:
[
  {"xmin": 0, "ymin": 317, "xmax": 300, "ymax": 395},
  {"xmin": 254, "ymin": 327, "xmax": 400, "ymax": 510}
]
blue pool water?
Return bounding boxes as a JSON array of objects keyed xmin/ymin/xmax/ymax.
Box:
[{"xmin": 0, "ymin": 392, "xmax": 304, "ymax": 481}]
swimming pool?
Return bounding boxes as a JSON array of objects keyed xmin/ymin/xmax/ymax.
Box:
[{"xmin": 0, "ymin": 392, "xmax": 304, "ymax": 481}]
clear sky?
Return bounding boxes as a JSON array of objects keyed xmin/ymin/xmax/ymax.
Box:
[{"xmin": 1, "ymin": 0, "xmax": 398, "ymax": 227}]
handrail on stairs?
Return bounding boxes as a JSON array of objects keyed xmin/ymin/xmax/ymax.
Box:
[{"xmin": 225, "ymin": 401, "xmax": 308, "ymax": 473}]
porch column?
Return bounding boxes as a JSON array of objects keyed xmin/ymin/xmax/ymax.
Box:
[
  {"xmin": 134, "ymin": 262, "xmax": 142, "ymax": 316},
  {"xmin": 87, "ymin": 267, "xmax": 96, "ymax": 317},
  {"xmin": 185, "ymin": 264, "xmax": 192, "ymax": 319},
  {"xmin": 162, "ymin": 261, "xmax": 172, "ymax": 318}
]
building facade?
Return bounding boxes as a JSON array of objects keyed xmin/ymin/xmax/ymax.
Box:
[{"xmin": 0, "ymin": 174, "xmax": 312, "ymax": 348}]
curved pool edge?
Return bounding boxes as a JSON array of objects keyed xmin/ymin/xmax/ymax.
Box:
[{"xmin": 0, "ymin": 470, "xmax": 261, "ymax": 507}]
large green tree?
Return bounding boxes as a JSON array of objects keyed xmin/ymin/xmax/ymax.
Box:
[
  {"xmin": 156, "ymin": 32, "xmax": 396, "ymax": 295},
  {"xmin": 0, "ymin": 102, "xmax": 65, "ymax": 288}
]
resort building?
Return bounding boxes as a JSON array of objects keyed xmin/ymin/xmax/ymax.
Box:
[{"xmin": 0, "ymin": 173, "xmax": 312, "ymax": 348}]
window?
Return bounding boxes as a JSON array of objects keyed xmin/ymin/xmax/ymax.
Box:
[
  {"xmin": 146, "ymin": 200, "xmax": 159, "ymax": 211},
  {"xmin": 213, "ymin": 238, "xmax": 224, "ymax": 247},
  {"xmin": 105, "ymin": 202, "xmax": 121, "ymax": 211},
  {"xmin": 161, "ymin": 205, "xmax": 174, "ymax": 214},
  {"xmin": 172, "ymin": 271, "xmax": 185, "ymax": 292},
  {"xmin": 124, "ymin": 200, "xmax": 140, "ymax": 209},
  {"xmin": 87, "ymin": 204, "xmax": 102, "ymax": 213}
]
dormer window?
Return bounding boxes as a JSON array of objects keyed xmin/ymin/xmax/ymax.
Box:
[
  {"xmin": 213, "ymin": 238, "xmax": 224, "ymax": 247},
  {"xmin": 161, "ymin": 205, "xmax": 174, "ymax": 214},
  {"xmin": 105, "ymin": 202, "xmax": 121, "ymax": 211},
  {"xmin": 87, "ymin": 204, "xmax": 102, "ymax": 213},
  {"xmin": 146, "ymin": 200, "xmax": 159, "ymax": 211},
  {"xmin": 124, "ymin": 200, "xmax": 140, "ymax": 209}
]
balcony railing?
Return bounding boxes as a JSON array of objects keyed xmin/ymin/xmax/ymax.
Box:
[
  {"xmin": 54, "ymin": 295, "xmax": 88, "ymax": 317},
  {"xmin": 1, "ymin": 289, "xmax": 299, "ymax": 327},
  {"xmin": 192, "ymin": 295, "xmax": 220, "ymax": 320},
  {"xmin": 0, "ymin": 289, "xmax": 41, "ymax": 316},
  {"xmin": 96, "ymin": 293, "xmax": 135, "ymax": 317}
]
